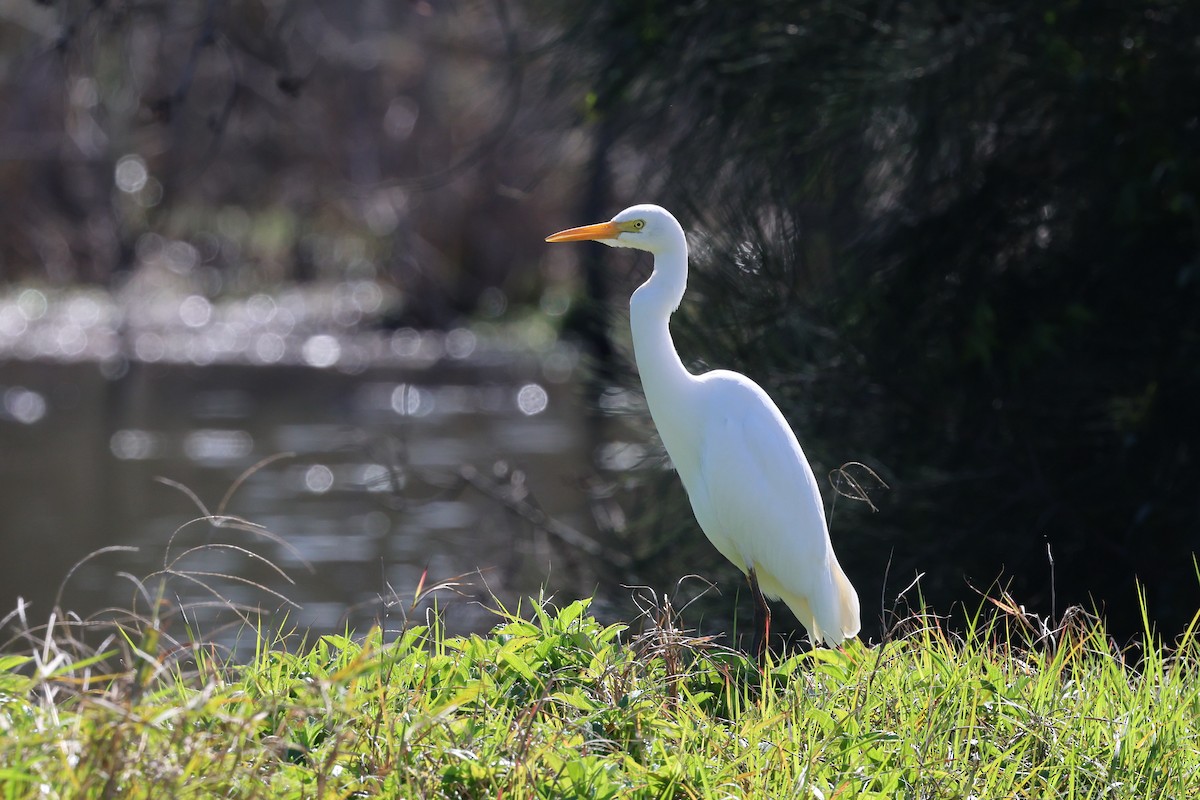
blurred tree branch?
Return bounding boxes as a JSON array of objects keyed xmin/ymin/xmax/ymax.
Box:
[{"xmin": 0, "ymin": 0, "xmax": 567, "ymax": 326}]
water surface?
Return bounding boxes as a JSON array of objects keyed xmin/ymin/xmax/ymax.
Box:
[{"xmin": 1, "ymin": 287, "xmax": 619, "ymax": 647}]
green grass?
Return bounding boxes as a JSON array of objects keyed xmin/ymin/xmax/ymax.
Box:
[{"xmin": 0, "ymin": 592, "xmax": 1197, "ymax": 798}]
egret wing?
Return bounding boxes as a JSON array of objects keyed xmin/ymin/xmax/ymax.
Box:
[{"xmin": 693, "ymin": 378, "xmax": 831, "ymax": 595}]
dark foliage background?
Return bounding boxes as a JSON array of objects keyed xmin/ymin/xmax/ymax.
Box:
[
  {"xmin": 2, "ymin": 1, "xmax": 1197, "ymax": 644},
  {"xmin": 0, "ymin": 0, "xmax": 578, "ymax": 323},
  {"xmin": 548, "ymin": 0, "xmax": 1200, "ymax": 642}
]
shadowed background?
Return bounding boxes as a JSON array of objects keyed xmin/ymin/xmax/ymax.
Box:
[{"xmin": 1, "ymin": 0, "xmax": 1197, "ymax": 648}]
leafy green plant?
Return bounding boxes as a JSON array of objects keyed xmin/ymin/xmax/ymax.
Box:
[{"xmin": 1, "ymin": 587, "xmax": 1198, "ymax": 798}]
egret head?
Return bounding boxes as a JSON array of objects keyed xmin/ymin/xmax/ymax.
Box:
[{"xmin": 546, "ymin": 204, "xmax": 684, "ymax": 254}]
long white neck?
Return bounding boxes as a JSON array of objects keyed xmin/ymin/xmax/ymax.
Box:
[{"xmin": 629, "ymin": 236, "xmax": 701, "ymax": 466}]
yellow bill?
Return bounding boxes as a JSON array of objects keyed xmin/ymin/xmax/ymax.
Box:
[{"xmin": 545, "ymin": 221, "xmax": 623, "ymax": 243}]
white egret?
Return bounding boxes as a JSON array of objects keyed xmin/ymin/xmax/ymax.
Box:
[{"xmin": 546, "ymin": 204, "xmax": 860, "ymax": 652}]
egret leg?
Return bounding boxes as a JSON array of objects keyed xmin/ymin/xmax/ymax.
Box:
[{"xmin": 748, "ymin": 568, "xmax": 771, "ymax": 662}]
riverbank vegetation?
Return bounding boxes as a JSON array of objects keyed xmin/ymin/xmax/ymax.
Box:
[{"xmin": 2, "ymin": 591, "xmax": 1196, "ymax": 798}]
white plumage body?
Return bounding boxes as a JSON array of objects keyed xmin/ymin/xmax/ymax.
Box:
[
  {"xmin": 547, "ymin": 203, "xmax": 860, "ymax": 646},
  {"xmin": 650, "ymin": 368, "xmax": 859, "ymax": 645}
]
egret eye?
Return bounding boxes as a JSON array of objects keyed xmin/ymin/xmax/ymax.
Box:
[{"xmin": 632, "ymin": 220, "xmax": 645, "ymax": 230}]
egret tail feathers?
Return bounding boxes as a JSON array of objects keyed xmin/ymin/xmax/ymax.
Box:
[
  {"xmin": 779, "ymin": 560, "xmax": 860, "ymax": 647},
  {"xmin": 831, "ymin": 560, "xmax": 861, "ymax": 643}
]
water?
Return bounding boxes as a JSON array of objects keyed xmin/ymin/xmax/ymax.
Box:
[{"xmin": 0, "ymin": 287, "xmax": 620, "ymax": 647}]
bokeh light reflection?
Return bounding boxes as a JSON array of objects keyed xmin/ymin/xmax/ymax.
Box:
[
  {"xmin": 516, "ymin": 383, "xmax": 548, "ymax": 416},
  {"xmin": 2, "ymin": 387, "xmax": 47, "ymax": 424}
]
